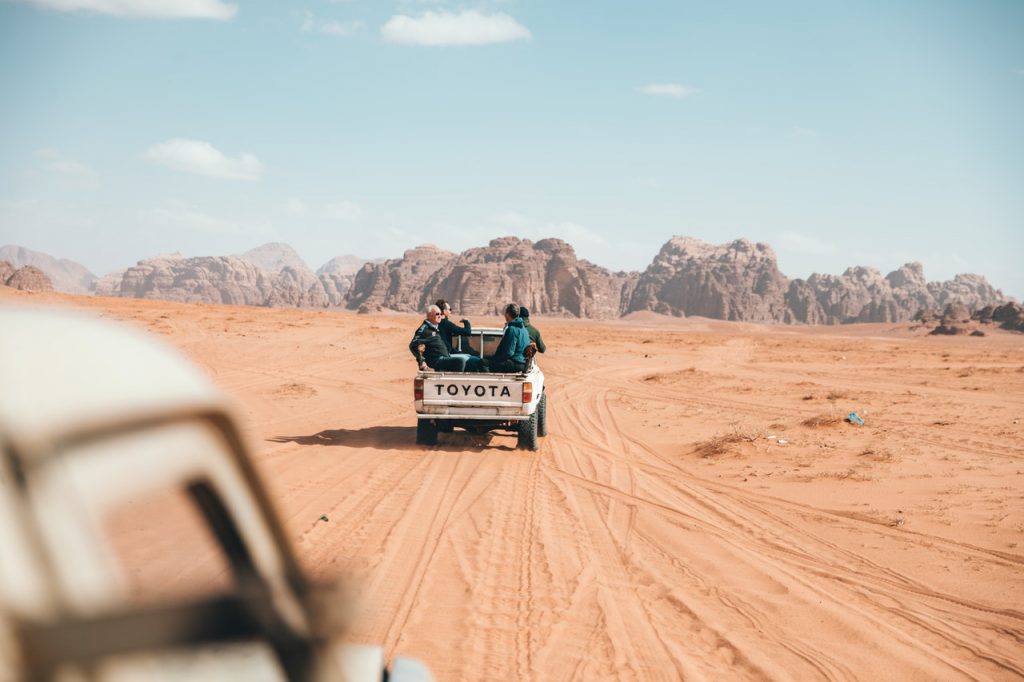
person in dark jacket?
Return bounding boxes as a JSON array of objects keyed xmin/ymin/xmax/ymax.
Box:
[
  {"xmin": 485, "ymin": 303, "xmax": 531, "ymax": 373},
  {"xmin": 409, "ymin": 305, "xmax": 468, "ymax": 371},
  {"xmin": 434, "ymin": 299, "xmax": 474, "ymax": 355},
  {"xmin": 519, "ymin": 306, "xmax": 546, "ymax": 353}
]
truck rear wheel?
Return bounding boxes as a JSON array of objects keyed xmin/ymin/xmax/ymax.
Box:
[
  {"xmin": 537, "ymin": 392, "xmax": 548, "ymax": 437},
  {"xmin": 517, "ymin": 411, "xmax": 538, "ymax": 451},
  {"xmin": 416, "ymin": 419, "xmax": 437, "ymax": 446}
]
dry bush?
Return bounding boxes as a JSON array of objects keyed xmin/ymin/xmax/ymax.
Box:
[
  {"xmin": 826, "ymin": 389, "xmax": 849, "ymax": 401},
  {"xmin": 695, "ymin": 433, "xmax": 747, "ymax": 458},
  {"xmin": 695, "ymin": 424, "xmax": 762, "ymax": 458},
  {"xmin": 802, "ymin": 414, "xmax": 843, "ymax": 428},
  {"xmin": 859, "ymin": 448, "xmax": 897, "ymax": 463}
]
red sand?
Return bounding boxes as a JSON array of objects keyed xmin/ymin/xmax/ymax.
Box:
[{"xmin": 6, "ymin": 287, "xmax": 1023, "ymax": 680}]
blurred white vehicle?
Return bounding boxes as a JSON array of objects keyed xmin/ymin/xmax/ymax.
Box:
[{"xmin": 0, "ymin": 307, "xmax": 432, "ymax": 682}]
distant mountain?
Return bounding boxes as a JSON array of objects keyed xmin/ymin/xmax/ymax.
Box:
[
  {"xmin": 317, "ymin": 254, "xmax": 384, "ymax": 277},
  {"xmin": 0, "ymin": 245, "xmax": 95, "ymax": 294},
  {"xmin": 235, "ymin": 242, "xmax": 311, "ymax": 274}
]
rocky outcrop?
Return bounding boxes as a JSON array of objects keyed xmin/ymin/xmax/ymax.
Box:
[
  {"xmin": 990, "ymin": 302, "xmax": 1024, "ymax": 332},
  {"xmin": 265, "ymin": 266, "xmax": 332, "ymax": 308},
  {"xmin": 627, "ymin": 237, "xmax": 789, "ymax": 321},
  {"xmin": 345, "ymin": 238, "xmax": 638, "ymax": 318},
  {"xmin": 786, "ymin": 267, "xmax": 901, "ymax": 324},
  {"xmin": 93, "ymin": 269, "xmax": 127, "ymax": 297},
  {"xmin": 0, "ymin": 260, "xmax": 14, "ymax": 284},
  {"xmin": 113, "ymin": 253, "xmax": 349, "ymax": 308},
  {"xmin": 928, "ymin": 274, "xmax": 1004, "ymax": 312},
  {"xmin": 0, "ymin": 245, "xmax": 95, "ymax": 293},
  {"xmin": 118, "ymin": 255, "xmax": 273, "ymax": 305},
  {"xmin": 785, "ymin": 261, "xmax": 1007, "ymax": 325},
  {"xmin": 4, "ymin": 265, "xmax": 54, "ymax": 292},
  {"xmin": 345, "ymin": 235, "xmax": 1008, "ymax": 323},
  {"xmin": 345, "ymin": 244, "xmax": 458, "ymax": 313}
]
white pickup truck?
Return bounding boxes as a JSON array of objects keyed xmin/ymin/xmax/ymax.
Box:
[{"xmin": 413, "ymin": 328, "xmax": 547, "ymax": 450}]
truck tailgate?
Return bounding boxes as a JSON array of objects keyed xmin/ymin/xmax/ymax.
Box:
[{"xmin": 422, "ymin": 374, "xmax": 525, "ymax": 407}]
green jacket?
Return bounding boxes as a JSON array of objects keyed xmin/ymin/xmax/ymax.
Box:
[{"xmin": 524, "ymin": 320, "xmax": 546, "ymax": 353}]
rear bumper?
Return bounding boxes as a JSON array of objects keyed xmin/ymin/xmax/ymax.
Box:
[{"xmin": 416, "ymin": 410, "xmax": 529, "ymax": 421}]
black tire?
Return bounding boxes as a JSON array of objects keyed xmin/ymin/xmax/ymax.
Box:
[
  {"xmin": 416, "ymin": 419, "xmax": 437, "ymax": 446},
  {"xmin": 437, "ymin": 420, "xmax": 455, "ymax": 433},
  {"xmin": 537, "ymin": 392, "xmax": 548, "ymax": 437},
  {"xmin": 517, "ymin": 411, "xmax": 538, "ymax": 451}
]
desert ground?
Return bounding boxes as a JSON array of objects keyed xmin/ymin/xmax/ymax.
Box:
[{"xmin": 3, "ymin": 288, "xmax": 1023, "ymax": 681}]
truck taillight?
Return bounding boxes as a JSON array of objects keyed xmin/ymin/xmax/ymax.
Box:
[
  {"xmin": 522, "ymin": 382, "xmax": 532, "ymax": 403},
  {"xmin": 414, "ymin": 378, "xmax": 424, "ymax": 400}
]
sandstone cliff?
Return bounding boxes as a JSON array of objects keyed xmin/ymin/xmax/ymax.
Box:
[
  {"xmin": 112, "ymin": 252, "xmax": 354, "ymax": 308},
  {"xmin": 626, "ymin": 237, "xmax": 789, "ymax": 321},
  {"xmin": 785, "ymin": 262, "xmax": 1007, "ymax": 324},
  {"xmin": 344, "ymin": 235, "xmax": 1007, "ymax": 323},
  {"xmin": 345, "ymin": 238, "xmax": 636, "ymax": 318},
  {"xmin": 117, "ymin": 255, "xmax": 274, "ymax": 305}
]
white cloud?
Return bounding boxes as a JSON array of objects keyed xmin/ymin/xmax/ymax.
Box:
[
  {"xmin": 144, "ymin": 139, "xmax": 263, "ymax": 181},
  {"xmin": 779, "ymin": 230, "xmax": 837, "ymax": 255},
  {"xmin": 301, "ymin": 10, "xmax": 364, "ymax": 36},
  {"xmin": 638, "ymin": 83, "xmax": 699, "ymax": 99},
  {"xmin": 34, "ymin": 149, "xmax": 99, "ymax": 187},
  {"xmin": 325, "ymin": 200, "xmax": 365, "ymax": 221},
  {"xmin": 16, "ymin": 0, "xmax": 236, "ymax": 19},
  {"xmin": 381, "ymin": 9, "xmax": 530, "ymax": 46}
]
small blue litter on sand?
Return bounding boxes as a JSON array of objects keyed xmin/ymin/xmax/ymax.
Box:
[{"xmin": 848, "ymin": 412, "xmax": 864, "ymax": 426}]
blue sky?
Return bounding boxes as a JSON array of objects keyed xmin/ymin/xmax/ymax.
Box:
[{"xmin": 0, "ymin": 0, "xmax": 1022, "ymax": 297}]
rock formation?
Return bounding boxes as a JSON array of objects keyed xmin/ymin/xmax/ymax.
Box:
[
  {"xmin": 345, "ymin": 244, "xmax": 458, "ymax": 313},
  {"xmin": 626, "ymin": 237, "xmax": 789, "ymax": 321},
  {"xmin": 0, "ymin": 260, "xmax": 14, "ymax": 284},
  {"xmin": 345, "ymin": 238, "xmax": 637, "ymax": 318},
  {"xmin": 3, "ymin": 265, "xmax": 54, "ymax": 292},
  {"xmin": 93, "ymin": 269, "xmax": 127, "ymax": 297},
  {"xmin": 111, "ymin": 252, "xmax": 352, "ymax": 308},
  {"xmin": 117, "ymin": 255, "xmax": 273, "ymax": 305},
  {"xmin": 0, "ymin": 245, "xmax": 95, "ymax": 293},
  {"xmin": 783, "ymin": 262, "xmax": 1005, "ymax": 325}
]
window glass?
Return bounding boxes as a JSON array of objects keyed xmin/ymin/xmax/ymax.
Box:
[{"xmin": 102, "ymin": 484, "xmax": 231, "ymax": 604}]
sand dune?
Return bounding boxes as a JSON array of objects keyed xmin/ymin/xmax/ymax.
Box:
[{"xmin": 4, "ymin": 287, "xmax": 1023, "ymax": 680}]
